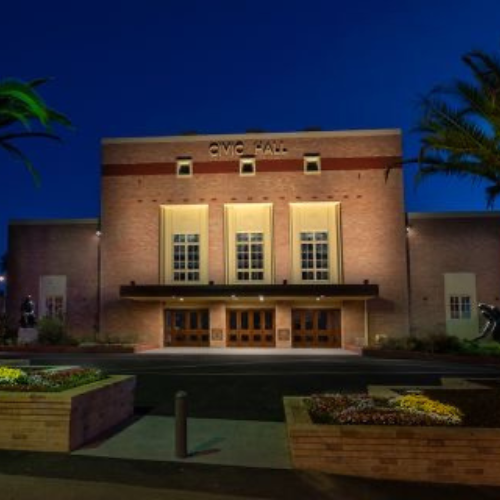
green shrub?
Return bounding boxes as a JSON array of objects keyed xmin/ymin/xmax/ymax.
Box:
[
  {"xmin": 38, "ymin": 317, "xmax": 69, "ymax": 345},
  {"xmin": 379, "ymin": 333, "xmax": 500, "ymax": 356},
  {"xmin": 0, "ymin": 314, "xmax": 16, "ymax": 345},
  {"xmin": 378, "ymin": 337, "xmax": 410, "ymax": 350},
  {"xmin": 460, "ymin": 340, "xmax": 500, "ymax": 356},
  {"xmin": 423, "ymin": 333, "xmax": 462, "ymax": 354}
]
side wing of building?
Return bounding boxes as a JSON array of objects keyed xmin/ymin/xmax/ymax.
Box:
[
  {"xmin": 6, "ymin": 220, "xmax": 99, "ymax": 338},
  {"xmin": 408, "ymin": 213, "xmax": 500, "ymax": 338}
]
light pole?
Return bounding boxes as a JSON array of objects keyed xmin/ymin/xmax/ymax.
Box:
[
  {"xmin": 0, "ymin": 276, "xmax": 5, "ymax": 316},
  {"xmin": 95, "ymin": 228, "xmax": 102, "ymax": 341}
]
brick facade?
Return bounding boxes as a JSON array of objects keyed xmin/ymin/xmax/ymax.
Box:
[
  {"xmin": 408, "ymin": 214, "xmax": 500, "ymax": 336},
  {"xmin": 100, "ymin": 130, "xmax": 408, "ymax": 346},
  {"xmin": 7, "ymin": 221, "xmax": 98, "ymax": 339},
  {"xmin": 14, "ymin": 129, "xmax": 494, "ymax": 347}
]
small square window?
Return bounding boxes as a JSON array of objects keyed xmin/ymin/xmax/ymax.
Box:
[
  {"xmin": 177, "ymin": 158, "xmax": 193, "ymax": 178},
  {"xmin": 304, "ymin": 155, "xmax": 321, "ymax": 174},
  {"xmin": 239, "ymin": 157, "xmax": 256, "ymax": 176}
]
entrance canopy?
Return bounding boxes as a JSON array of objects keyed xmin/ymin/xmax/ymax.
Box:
[{"xmin": 120, "ymin": 283, "xmax": 379, "ymax": 302}]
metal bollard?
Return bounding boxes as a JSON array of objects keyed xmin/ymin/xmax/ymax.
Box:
[{"xmin": 175, "ymin": 391, "xmax": 188, "ymax": 458}]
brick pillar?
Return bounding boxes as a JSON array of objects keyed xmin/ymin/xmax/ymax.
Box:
[
  {"xmin": 275, "ymin": 301, "xmax": 292, "ymax": 348},
  {"xmin": 342, "ymin": 300, "xmax": 366, "ymax": 350},
  {"xmin": 209, "ymin": 301, "xmax": 226, "ymax": 347}
]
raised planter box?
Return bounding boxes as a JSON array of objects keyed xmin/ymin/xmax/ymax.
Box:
[
  {"xmin": 0, "ymin": 375, "xmax": 135, "ymax": 452},
  {"xmin": 363, "ymin": 348, "xmax": 500, "ymax": 366},
  {"xmin": 0, "ymin": 344, "xmax": 156, "ymax": 354},
  {"xmin": 284, "ymin": 396, "xmax": 500, "ymax": 486}
]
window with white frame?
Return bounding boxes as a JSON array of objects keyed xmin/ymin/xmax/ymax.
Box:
[
  {"xmin": 449, "ymin": 295, "xmax": 472, "ymax": 320},
  {"xmin": 236, "ymin": 232, "xmax": 264, "ymax": 281},
  {"xmin": 173, "ymin": 234, "xmax": 200, "ymax": 281},
  {"xmin": 45, "ymin": 295, "xmax": 65, "ymax": 319},
  {"xmin": 239, "ymin": 157, "xmax": 256, "ymax": 176},
  {"xmin": 304, "ymin": 154, "xmax": 321, "ymax": 174},
  {"xmin": 300, "ymin": 231, "xmax": 329, "ymax": 281},
  {"xmin": 176, "ymin": 158, "xmax": 193, "ymax": 177}
]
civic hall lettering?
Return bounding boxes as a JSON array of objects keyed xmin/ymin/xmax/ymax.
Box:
[{"xmin": 209, "ymin": 140, "xmax": 288, "ymax": 157}]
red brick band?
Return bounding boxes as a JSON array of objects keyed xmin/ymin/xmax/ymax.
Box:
[{"xmin": 102, "ymin": 156, "xmax": 401, "ymax": 176}]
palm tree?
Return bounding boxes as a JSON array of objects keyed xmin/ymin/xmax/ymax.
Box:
[
  {"xmin": 406, "ymin": 50, "xmax": 500, "ymax": 207},
  {"xmin": 0, "ymin": 78, "xmax": 71, "ymax": 184}
]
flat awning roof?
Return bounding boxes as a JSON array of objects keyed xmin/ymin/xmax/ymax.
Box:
[{"xmin": 120, "ymin": 283, "xmax": 379, "ymax": 301}]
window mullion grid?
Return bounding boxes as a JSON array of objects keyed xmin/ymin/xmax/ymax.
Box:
[
  {"xmin": 236, "ymin": 232, "xmax": 263, "ymax": 282},
  {"xmin": 173, "ymin": 234, "xmax": 199, "ymax": 282}
]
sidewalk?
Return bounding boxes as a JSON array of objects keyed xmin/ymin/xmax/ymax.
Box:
[
  {"xmin": 75, "ymin": 416, "xmax": 291, "ymax": 469},
  {"xmin": 141, "ymin": 347, "xmax": 357, "ymax": 356},
  {"xmin": 0, "ymin": 474, "xmax": 261, "ymax": 500},
  {"xmin": 0, "ymin": 452, "xmax": 497, "ymax": 500}
]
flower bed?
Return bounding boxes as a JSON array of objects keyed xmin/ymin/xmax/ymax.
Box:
[
  {"xmin": 307, "ymin": 393, "xmax": 462, "ymax": 426},
  {"xmin": 0, "ymin": 366, "xmax": 106, "ymax": 392},
  {"xmin": 284, "ymin": 396, "xmax": 500, "ymax": 486},
  {"xmin": 0, "ymin": 369, "xmax": 135, "ymax": 452}
]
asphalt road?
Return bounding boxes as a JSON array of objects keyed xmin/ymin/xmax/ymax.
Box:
[{"xmin": 5, "ymin": 352, "xmax": 500, "ymax": 420}]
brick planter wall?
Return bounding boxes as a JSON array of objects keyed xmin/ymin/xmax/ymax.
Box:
[
  {"xmin": 0, "ymin": 375, "xmax": 135, "ymax": 452},
  {"xmin": 284, "ymin": 396, "xmax": 500, "ymax": 486}
]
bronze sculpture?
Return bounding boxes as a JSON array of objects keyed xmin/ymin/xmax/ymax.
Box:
[
  {"xmin": 20, "ymin": 295, "xmax": 36, "ymax": 328},
  {"xmin": 475, "ymin": 303, "xmax": 500, "ymax": 342}
]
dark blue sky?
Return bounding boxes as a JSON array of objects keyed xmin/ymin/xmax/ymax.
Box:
[{"xmin": 1, "ymin": 0, "xmax": 500, "ymax": 260}]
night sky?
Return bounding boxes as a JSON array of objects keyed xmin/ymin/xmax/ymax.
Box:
[{"xmin": 1, "ymin": 0, "xmax": 500, "ymax": 262}]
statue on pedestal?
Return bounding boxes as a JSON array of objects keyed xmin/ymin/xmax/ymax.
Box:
[{"xmin": 20, "ymin": 295, "xmax": 36, "ymax": 328}]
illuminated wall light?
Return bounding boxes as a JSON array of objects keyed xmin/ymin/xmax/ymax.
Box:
[{"xmin": 259, "ymin": 295, "xmax": 264, "ymax": 302}]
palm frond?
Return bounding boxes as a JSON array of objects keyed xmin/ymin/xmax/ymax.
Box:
[
  {"xmin": 0, "ymin": 77, "xmax": 72, "ymax": 185},
  {"xmin": 463, "ymin": 51, "xmax": 500, "ymax": 91},
  {"xmin": 0, "ymin": 80, "xmax": 49, "ymax": 126},
  {"xmin": 486, "ymin": 183, "xmax": 500, "ymax": 208},
  {"xmin": 0, "ymin": 131, "xmax": 60, "ymax": 143},
  {"xmin": 0, "ymin": 140, "xmax": 40, "ymax": 186}
]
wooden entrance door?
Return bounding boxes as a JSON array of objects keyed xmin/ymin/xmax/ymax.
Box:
[
  {"xmin": 292, "ymin": 309, "xmax": 341, "ymax": 347},
  {"xmin": 226, "ymin": 309, "xmax": 275, "ymax": 347},
  {"xmin": 164, "ymin": 309, "xmax": 210, "ymax": 346}
]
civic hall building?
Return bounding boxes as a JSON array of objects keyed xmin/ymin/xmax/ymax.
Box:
[{"xmin": 7, "ymin": 129, "xmax": 500, "ymax": 349}]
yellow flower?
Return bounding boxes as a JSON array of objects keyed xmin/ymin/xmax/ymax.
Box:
[
  {"xmin": 0, "ymin": 366, "xmax": 26, "ymax": 382},
  {"xmin": 395, "ymin": 394, "xmax": 462, "ymax": 419}
]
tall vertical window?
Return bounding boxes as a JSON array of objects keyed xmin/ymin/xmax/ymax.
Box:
[
  {"xmin": 449, "ymin": 295, "xmax": 471, "ymax": 319},
  {"xmin": 236, "ymin": 232, "xmax": 264, "ymax": 281},
  {"xmin": 300, "ymin": 231, "xmax": 329, "ymax": 281},
  {"xmin": 173, "ymin": 234, "xmax": 200, "ymax": 282}
]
